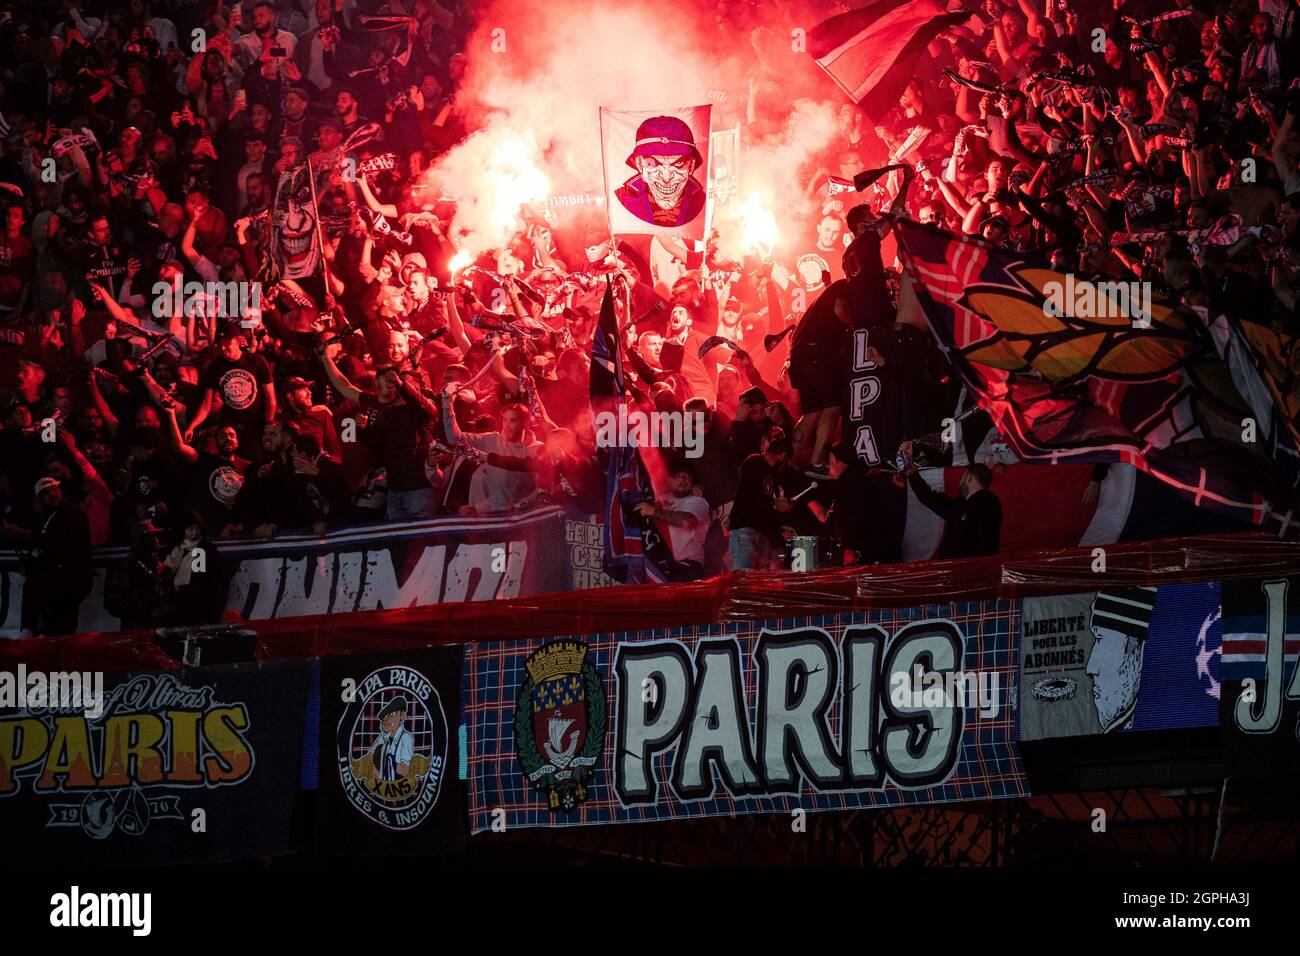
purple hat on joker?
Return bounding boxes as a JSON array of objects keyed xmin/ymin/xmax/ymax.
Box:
[{"xmin": 625, "ymin": 115, "xmax": 702, "ymax": 169}]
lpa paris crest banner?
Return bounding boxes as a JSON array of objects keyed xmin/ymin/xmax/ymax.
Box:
[
  {"xmin": 315, "ymin": 648, "xmax": 466, "ymax": 854},
  {"xmin": 464, "ymin": 604, "xmax": 1026, "ymax": 831},
  {"xmin": 601, "ymin": 105, "xmax": 711, "ymax": 241}
]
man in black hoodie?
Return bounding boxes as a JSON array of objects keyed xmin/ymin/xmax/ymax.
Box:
[{"xmin": 906, "ymin": 460, "xmax": 1003, "ymax": 559}]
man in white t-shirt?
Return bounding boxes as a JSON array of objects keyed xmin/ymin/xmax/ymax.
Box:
[
  {"xmin": 445, "ymin": 401, "xmax": 543, "ymax": 514},
  {"xmin": 634, "ymin": 465, "xmax": 710, "ymax": 581}
]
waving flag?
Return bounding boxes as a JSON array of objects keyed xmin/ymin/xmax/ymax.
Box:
[
  {"xmin": 807, "ymin": 0, "xmax": 967, "ymax": 118},
  {"xmin": 590, "ymin": 283, "xmax": 669, "ymax": 584},
  {"xmin": 895, "ymin": 221, "xmax": 1300, "ymax": 535}
]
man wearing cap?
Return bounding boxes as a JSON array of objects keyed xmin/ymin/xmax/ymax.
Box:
[
  {"xmin": 1085, "ymin": 587, "xmax": 1159, "ymax": 732},
  {"xmin": 979, "ymin": 214, "xmax": 1011, "ymax": 246},
  {"xmin": 615, "ymin": 115, "xmax": 707, "ymax": 228},
  {"xmin": 5, "ymin": 476, "xmax": 92, "ymax": 635},
  {"xmin": 166, "ymin": 409, "xmax": 249, "ymax": 538},
  {"xmin": 310, "ymin": 117, "xmax": 345, "ymax": 164},
  {"xmin": 633, "ymin": 465, "xmax": 710, "ymax": 581},
  {"xmin": 370, "ymin": 694, "xmax": 414, "ymax": 781},
  {"xmin": 278, "ymin": 87, "xmax": 315, "ymax": 143},
  {"xmin": 321, "ymin": 344, "xmax": 440, "ymax": 520},
  {"xmin": 280, "ymin": 375, "xmax": 341, "ymax": 459}
]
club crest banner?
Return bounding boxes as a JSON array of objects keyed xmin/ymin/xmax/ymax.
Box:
[
  {"xmin": 601, "ymin": 105, "xmax": 711, "ymax": 241},
  {"xmin": 315, "ymin": 648, "xmax": 466, "ymax": 854},
  {"xmin": 1018, "ymin": 582, "xmax": 1222, "ymax": 740},
  {"xmin": 464, "ymin": 603, "xmax": 1026, "ymax": 832}
]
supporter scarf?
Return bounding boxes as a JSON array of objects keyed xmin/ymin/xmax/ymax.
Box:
[
  {"xmin": 371, "ymin": 210, "xmax": 412, "ymax": 245},
  {"xmin": 52, "ymin": 131, "xmax": 97, "ymax": 157},
  {"xmin": 358, "ymin": 15, "xmax": 417, "ymax": 30},
  {"xmin": 358, "ymin": 153, "xmax": 398, "ymax": 176},
  {"xmin": 1112, "ymin": 215, "xmax": 1243, "ymax": 252}
]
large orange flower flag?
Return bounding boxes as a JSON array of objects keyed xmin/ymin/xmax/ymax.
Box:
[{"xmin": 895, "ymin": 221, "xmax": 1300, "ymax": 535}]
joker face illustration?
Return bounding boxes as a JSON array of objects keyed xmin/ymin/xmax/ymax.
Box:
[
  {"xmin": 615, "ymin": 115, "xmax": 707, "ymax": 228},
  {"xmin": 1084, "ymin": 587, "xmax": 1157, "ymax": 733},
  {"xmin": 639, "ymin": 154, "xmax": 696, "ymax": 209},
  {"xmin": 275, "ymin": 185, "xmax": 320, "ymax": 280}
]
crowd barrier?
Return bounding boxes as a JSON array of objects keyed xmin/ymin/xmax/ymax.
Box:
[
  {"xmin": 0, "ymin": 460, "xmax": 1239, "ymax": 640},
  {"xmin": 1, "ymin": 532, "xmax": 1297, "ymax": 861},
  {"xmin": 0, "ymin": 506, "xmax": 571, "ymax": 636}
]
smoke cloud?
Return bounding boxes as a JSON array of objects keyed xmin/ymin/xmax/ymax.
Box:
[{"xmin": 423, "ymin": 0, "xmax": 846, "ymax": 258}]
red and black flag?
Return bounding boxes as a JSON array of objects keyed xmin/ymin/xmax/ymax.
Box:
[
  {"xmin": 807, "ymin": 0, "xmax": 968, "ymax": 118},
  {"xmin": 894, "ymin": 220, "xmax": 1300, "ymax": 535}
]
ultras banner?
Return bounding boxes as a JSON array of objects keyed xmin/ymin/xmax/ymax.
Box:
[
  {"xmin": 601, "ymin": 105, "xmax": 711, "ymax": 242},
  {"xmin": 464, "ymin": 603, "xmax": 1026, "ymax": 832},
  {"xmin": 315, "ymin": 648, "xmax": 466, "ymax": 854},
  {"xmin": 1018, "ymin": 581, "xmax": 1222, "ymax": 739},
  {"xmin": 1220, "ymin": 576, "xmax": 1300, "ymax": 776},
  {"xmin": 0, "ymin": 506, "xmax": 570, "ymax": 635},
  {"xmin": 0, "ymin": 660, "xmax": 310, "ymax": 863}
]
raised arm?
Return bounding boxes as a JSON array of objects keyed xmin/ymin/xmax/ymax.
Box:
[
  {"xmin": 87, "ymin": 370, "xmax": 121, "ymax": 435},
  {"xmin": 179, "ymin": 214, "xmax": 202, "ymax": 267},
  {"xmin": 319, "ymin": 346, "xmax": 363, "ymax": 405},
  {"xmin": 358, "ymin": 171, "xmax": 400, "ymax": 219},
  {"xmin": 444, "ymin": 291, "xmax": 473, "ymax": 355},
  {"xmin": 1272, "ymin": 109, "xmax": 1295, "ymax": 185},
  {"xmin": 163, "ymin": 403, "xmax": 199, "ymax": 465}
]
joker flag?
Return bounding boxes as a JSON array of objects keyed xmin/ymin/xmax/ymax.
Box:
[{"xmin": 601, "ymin": 106, "xmax": 711, "ymax": 242}]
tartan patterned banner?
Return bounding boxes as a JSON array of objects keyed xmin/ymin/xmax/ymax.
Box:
[{"xmin": 464, "ymin": 603, "xmax": 1026, "ymax": 832}]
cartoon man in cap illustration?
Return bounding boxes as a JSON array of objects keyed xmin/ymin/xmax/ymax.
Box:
[
  {"xmin": 370, "ymin": 694, "xmax": 413, "ymax": 781},
  {"xmin": 615, "ymin": 115, "xmax": 706, "ymax": 227},
  {"xmin": 1085, "ymin": 586, "xmax": 1158, "ymax": 732}
]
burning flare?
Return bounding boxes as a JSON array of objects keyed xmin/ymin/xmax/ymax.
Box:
[
  {"xmin": 738, "ymin": 193, "xmax": 779, "ymax": 258},
  {"xmin": 448, "ymin": 250, "xmax": 472, "ymax": 278}
]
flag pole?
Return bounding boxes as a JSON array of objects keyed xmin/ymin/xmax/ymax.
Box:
[{"xmin": 306, "ymin": 157, "xmax": 334, "ymax": 295}]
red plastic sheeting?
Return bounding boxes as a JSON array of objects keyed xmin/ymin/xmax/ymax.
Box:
[{"xmin": 2, "ymin": 532, "xmax": 1296, "ymax": 671}]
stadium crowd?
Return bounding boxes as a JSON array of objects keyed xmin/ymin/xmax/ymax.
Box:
[{"xmin": 0, "ymin": 0, "xmax": 1293, "ymax": 634}]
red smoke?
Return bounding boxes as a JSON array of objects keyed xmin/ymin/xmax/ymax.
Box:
[{"xmin": 423, "ymin": 0, "xmax": 856, "ymax": 258}]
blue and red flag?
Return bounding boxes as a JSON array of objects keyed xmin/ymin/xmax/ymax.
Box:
[
  {"xmin": 895, "ymin": 221, "xmax": 1300, "ymax": 535},
  {"xmin": 590, "ymin": 282, "xmax": 668, "ymax": 584}
]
